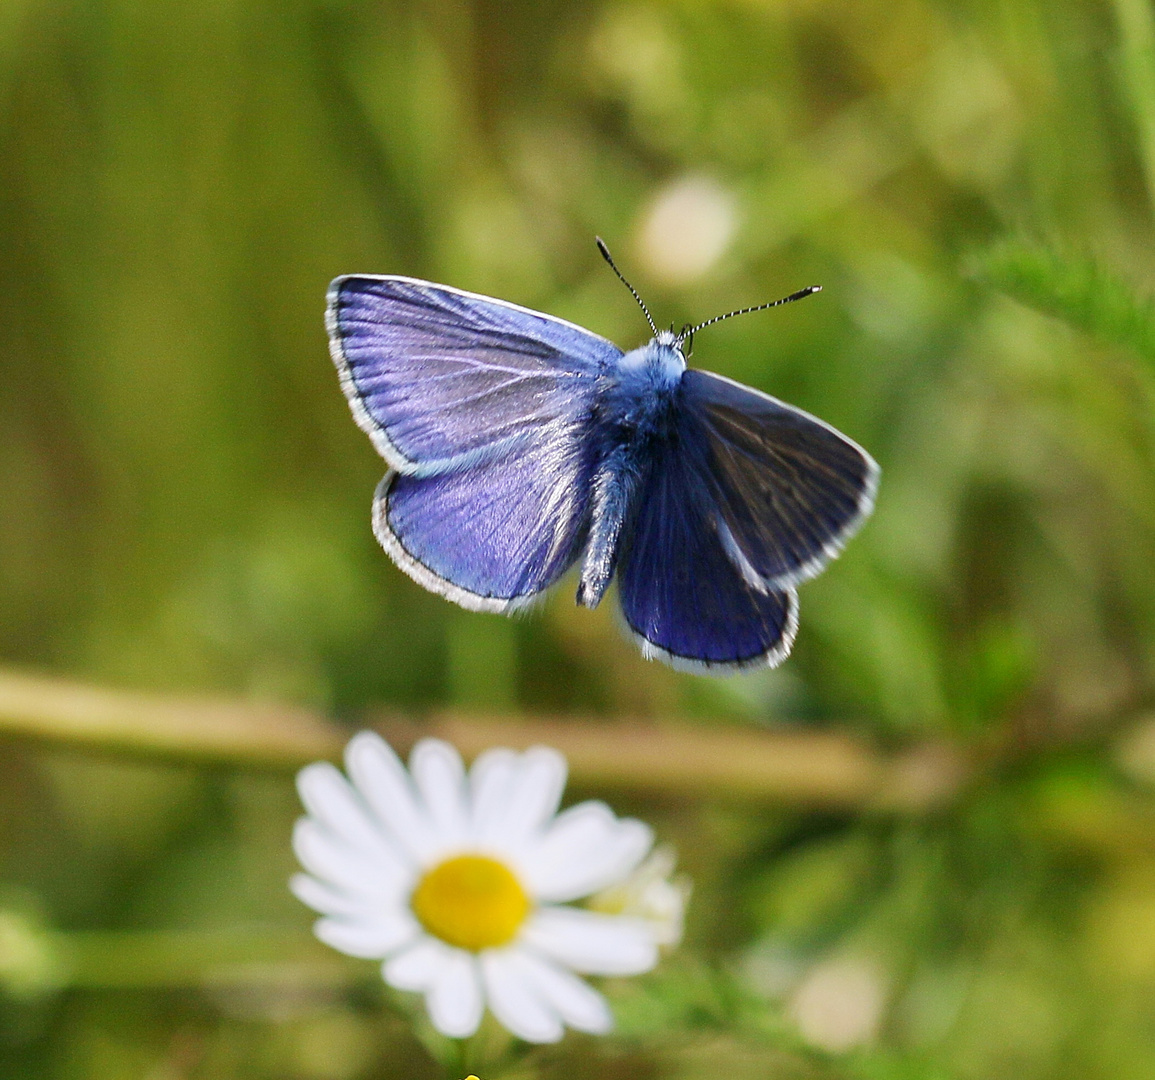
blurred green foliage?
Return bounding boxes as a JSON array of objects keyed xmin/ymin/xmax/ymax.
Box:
[
  {"xmin": 973, "ymin": 239, "xmax": 1155, "ymax": 368},
  {"xmin": 5, "ymin": 0, "xmax": 1155, "ymax": 1078}
]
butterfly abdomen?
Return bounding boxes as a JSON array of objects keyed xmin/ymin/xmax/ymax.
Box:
[{"xmin": 575, "ymin": 339, "xmax": 686, "ymax": 609}]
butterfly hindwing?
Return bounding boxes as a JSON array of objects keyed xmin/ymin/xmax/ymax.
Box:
[
  {"xmin": 681, "ymin": 369, "xmax": 878, "ymax": 590},
  {"xmin": 375, "ymin": 435, "xmax": 594, "ymax": 611},
  {"xmin": 617, "ymin": 419, "xmax": 799, "ymax": 672},
  {"xmin": 329, "ymin": 276, "xmax": 622, "ymax": 607}
]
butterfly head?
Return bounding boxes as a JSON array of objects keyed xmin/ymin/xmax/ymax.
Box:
[{"xmin": 620, "ymin": 335, "xmax": 686, "ymax": 387}]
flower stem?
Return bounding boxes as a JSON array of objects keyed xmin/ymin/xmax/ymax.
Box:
[{"xmin": 0, "ymin": 665, "xmax": 966, "ymax": 809}]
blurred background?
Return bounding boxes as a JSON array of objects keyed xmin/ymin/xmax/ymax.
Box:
[{"xmin": 5, "ymin": 0, "xmax": 1155, "ymax": 1076}]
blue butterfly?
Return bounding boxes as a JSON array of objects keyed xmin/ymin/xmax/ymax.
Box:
[{"xmin": 327, "ymin": 240, "xmax": 878, "ymax": 674}]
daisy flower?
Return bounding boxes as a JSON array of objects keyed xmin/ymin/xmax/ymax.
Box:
[
  {"xmin": 588, "ymin": 845, "xmax": 691, "ymax": 948},
  {"xmin": 290, "ymin": 732, "xmax": 668, "ymax": 1043}
]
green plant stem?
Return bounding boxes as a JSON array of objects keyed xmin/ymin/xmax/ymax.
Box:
[
  {"xmin": 0, "ymin": 667, "xmax": 966, "ymax": 810},
  {"xmin": 40, "ymin": 927, "xmax": 359, "ymax": 991},
  {"xmin": 1113, "ymin": 0, "xmax": 1155, "ymax": 218}
]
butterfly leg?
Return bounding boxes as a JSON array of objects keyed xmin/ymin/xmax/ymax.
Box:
[{"xmin": 576, "ymin": 445, "xmax": 645, "ymax": 609}]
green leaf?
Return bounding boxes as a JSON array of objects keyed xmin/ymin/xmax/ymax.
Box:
[{"xmin": 971, "ymin": 240, "xmax": 1155, "ymax": 366}]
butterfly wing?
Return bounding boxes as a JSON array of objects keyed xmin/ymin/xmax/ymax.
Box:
[
  {"xmin": 328, "ymin": 275, "xmax": 621, "ymax": 474},
  {"xmin": 374, "ymin": 448, "xmax": 593, "ymax": 611},
  {"xmin": 328, "ymin": 276, "xmax": 623, "ymax": 610},
  {"xmin": 616, "ymin": 367, "xmax": 877, "ymax": 671},
  {"xmin": 616, "ymin": 422, "xmax": 799, "ymax": 672},
  {"xmin": 680, "ymin": 369, "xmax": 878, "ymax": 590}
]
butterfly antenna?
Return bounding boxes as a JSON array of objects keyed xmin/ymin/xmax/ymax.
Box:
[
  {"xmin": 596, "ymin": 237, "xmax": 658, "ymax": 336},
  {"xmin": 679, "ymin": 285, "xmax": 822, "ymax": 349}
]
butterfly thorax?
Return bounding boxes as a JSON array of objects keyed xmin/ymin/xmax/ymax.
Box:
[
  {"xmin": 615, "ymin": 336, "xmax": 685, "ymax": 388},
  {"xmin": 575, "ymin": 338, "xmax": 687, "ymax": 609}
]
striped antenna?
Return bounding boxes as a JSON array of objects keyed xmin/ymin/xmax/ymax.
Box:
[
  {"xmin": 678, "ymin": 286, "xmax": 821, "ymax": 352},
  {"xmin": 596, "ymin": 237, "xmax": 658, "ymax": 336}
]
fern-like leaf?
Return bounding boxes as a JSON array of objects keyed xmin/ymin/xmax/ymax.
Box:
[{"xmin": 972, "ymin": 240, "xmax": 1155, "ymax": 366}]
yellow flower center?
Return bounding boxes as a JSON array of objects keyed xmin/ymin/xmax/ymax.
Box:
[{"xmin": 410, "ymin": 854, "xmax": 530, "ymax": 951}]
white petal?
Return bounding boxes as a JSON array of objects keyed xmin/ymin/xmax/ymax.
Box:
[
  {"xmin": 344, "ymin": 732, "xmax": 437, "ymax": 863},
  {"xmin": 522, "ymin": 802, "xmax": 652, "ymax": 902},
  {"xmin": 480, "ymin": 948, "xmax": 564, "ymax": 1043},
  {"xmin": 522, "ymin": 907, "xmax": 658, "ymax": 975},
  {"xmin": 512, "ymin": 950, "xmax": 613, "ymax": 1034},
  {"xmin": 469, "ymin": 748, "xmax": 519, "ymax": 843},
  {"xmin": 384, "ymin": 936, "xmax": 453, "ymax": 992},
  {"xmin": 409, "ymin": 739, "xmax": 470, "ymax": 852},
  {"xmin": 297, "ymin": 762, "xmax": 406, "ymax": 870},
  {"xmin": 507, "ymin": 747, "xmax": 567, "ymax": 845},
  {"xmin": 426, "ymin": 950, "xmax": 484, "ymax": 1038},
  {"xmin": 290, "ymin": 873, "xmax": 377, "ymax": 920},
  {"xmin": 291, "ymin": 819, "xmax": 408, "ymax": 899},
  {"xmin": 313, "ymin": 914, "xmax": 419, "ymax": 959},
  {"xmin": 470, "ymin": 748, "xmax": 567, "ymax": 853}
]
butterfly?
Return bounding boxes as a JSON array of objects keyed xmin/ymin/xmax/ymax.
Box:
[{"xmin": 326, "ymin": 240, "xmax": 878, "ymax": 674}]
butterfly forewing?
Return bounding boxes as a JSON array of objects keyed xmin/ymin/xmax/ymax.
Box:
[
  {"xmin": 681, "ymin": 370, "xmax": 878, "ymax": 590},
  {"xmin": 328, "ymin": 276, "xmax": 621, "ymax": 474}
]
